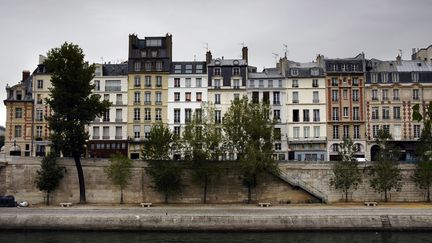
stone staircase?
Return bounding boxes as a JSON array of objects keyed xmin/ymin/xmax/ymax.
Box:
[{"xmin": 277, "ymin": 170, "xmax": 328, "ymax": 203}]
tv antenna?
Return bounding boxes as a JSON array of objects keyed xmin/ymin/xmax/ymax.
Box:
[
  {"xmin": 283, "ymin": 44, "xmax": 288, "ymax": 58},
  {"xmin": 272, "ymin": 53, "xmax": 279, "ymax": 64},
  {"xmin": 398, "ymin": 49, "xmax": 403, "ymax": 58},
  {"xmin": 204, "ymin": 43, "xmax": 209, "ymax": 52}
]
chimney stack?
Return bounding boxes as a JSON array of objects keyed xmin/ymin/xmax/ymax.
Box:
[
  {"xmin": 396, "ymin": 54, "xmax": 402, "ymax": 64},
  {"xmin": 22, "ymin": 70, "xmax": 30, "ymax": 81},
  {"xmin": 242, "ymin": 46, "xmax": 248, "ymax": 63},
  {"xmin": 206, "ymin": 50, "xmax": 212, "ymax": 64}
]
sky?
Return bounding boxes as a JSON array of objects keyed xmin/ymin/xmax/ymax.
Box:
[{"xmin": 0, "ymin": 0, "xmax": 431, "ymax": 126}]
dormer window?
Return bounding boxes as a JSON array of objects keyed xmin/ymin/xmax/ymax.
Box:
[
  {"xmin": 233, "ymin": 60, "xmax": 239, "ymax": 65},
  {"xmin": 196, "ymin": 64, "xmax": 203, "ymax": 73},
  {"xmin": 174, "ymin": 65, "xmax": 182, "ymax": 73},
  {"xmin": 215, "ymin": 59, "xmax": 221, "ymax": 66},
  {"xmin": 214, "ymin": 68, "xmax": 221, "ymax": 76},
  {"xmin": 311, "ymin": 68, "xmax": 319, "ymax": 76},
  {"xmin": 412, "ymin": 72, "xmax": 419, "ymax": 82},
  {"xmin": 151, "ymin": 51, "xmax": 157, "ymax": 57},
  {"xmin": 352, "ymin": 65, "xmax": 358, "ymax": 71},
  {"xmin": 341, "ymin": 64, "xmax": 347, "ymax": 72},
  {"xmin": 146, "ymin": 39, "xmax": 162, "ymax": 47},
  {"xmin": 155, "ymin": 61, "xmax": 162, "ymax": 71},
  {"xmin": 381, "ymin": 73, "xmax": 388, "ymax": 83},
  {"xmin": 331, "ymin": 64, "xmax": 337, "ymax": 71},
  {"xmin": 145, "ymin": 62, "xmax": 152, "ymax": 71},
  {"xmin": 16, "ymin": 90, "xmax": 22, "ymax": 100},
  {"xmin": 185, "ymin": 65, "xmax": 193, "ymax": 74},
  {"xmin": 291, "ymin": 68, "xmax": 299, "ymax": 76},
  {"xmin": 233, "ymin": 67, "xmax": 240, "ymax": 76},
  {"xmin": 371, "ymin": 73, "xmax": 378, "ymax": 83},
  {"xmin": 134, "ymin": 62, "xmax": 141, "ymax": 71},
  {"xmin": 392, "ymin": 73, "xmax": 399, "ymax": 83},
  {"xmin": 141, "ymin": 51, "xmax": 147, "ymax": 57}
]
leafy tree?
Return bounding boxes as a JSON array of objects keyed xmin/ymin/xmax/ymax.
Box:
[
  {"xmin": 223, "ymin": 97, "xmax": 279, "ymax": 203},
  {"xmin": 35, "ymin": 152, "xmax": 64, "ymax": 205},
  {"xmin": 142, "ymin": 123, "xmax": 183, "ymax": 203},
  {"xmin": 105, "ymin": 153, "xmax": 133, "ymax": 204},
  {"xmin": 183, "ymin": 103, "xmax": 223, "ymax": 203},
  {"xmin": 44, "ymin": 42, "xmax": 110, "ymax": 203},
  {"xmin": 369, "ymin": 129, "xmax": 402, "ymax": 202},
  {"xmin": 330, "ymin": 138, "xmax": 362, "ymax": 202},
  {"xmin": 412, "ymin": 102, "xmax": 432, "ymax": 201}
]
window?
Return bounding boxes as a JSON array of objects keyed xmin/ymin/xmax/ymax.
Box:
[
  {"xmin": 195, "ymin": 109, "xmax": 202, "ymax": 122},
  {"xmin": 382, "ymin": 89, "xmax": 388, "ymax": 100},
  {"xmin": 105, "ymin": 80, "xmax": 121, "ymax": 91},
  {"xmin": 373, "ymin": 125, "xmax": 380, "ymax": 138},
  {"xmin": 343, "ymin": 89, "xmax": 348, "ymax": 100},
  {"xmin": 185, "ymin": 78, "xmax": 191, "ymax": 88},
  {"xmin": 37, "ymin": 80, "xmax": 43, "ymax": 89},
  {"xmin": 372, "ymin": 107, "xmax": 379, "ymax": 120},
  {"xmin": 145, "ymin": 62, "xmax": 152, "ymax": 71},
  {"xmin": 133, "ymin": 125, "xmax": 140, "ymax": 139},
  {"xmin": 14, "ymin": 125, "xmax": 22, "ymax": 138},
  {"xmin": 303, "ymin": 109, "xmax": 310, "ymax": 122},
  {"xmin": 196, "ymin": 65, "xmax": 203, "ymax": 74},
  {"xmin": 312, "ymin": 79, "xmax": 319, "ymax": 87},
  {"xmin": 333, "ymin": 125, "xmax": 339, "ymax": 139},
  {"xmin": 249, "ymin": 80, "xmax": 255, "ymax": 88},
  {"xmin": 196, "ymin": 92, "xmax": 202, "ymax": 101},
  {"xmin": 34, "ymin": 126, "xmax": 43, "ymax": 140},
  {"xmin": 145, "ymin": 76, "xmax": 151, "ymax": 87},
  {"xmin": 16, "ymin": 91, "xmax": 22, "ymax": 100},
  {"xmin": 174, "ymin": 109, "xmax": 180, "ymax": 123},
  {"xmin": 259, "ymin": 80, "xmax": 264, "ymax": 88},
  {"xmin": 313, "ymin": 109, "xmax": 320, "ymax": 122},
  {"xmin": 15, "ymin": 108, "xmax": 22, "ymax": 118},
  {"xmin": 332, "ymin": 144, "xmax": 339, "ymax": 152},
  {"xmin": 383, "ymin": 125, "xmax": 390, "ymax": 134},
  {"xmin": 115, "ymin": 109, "xmax": 122, "ymax": 122},
  {"xmin": 313, "ymin": 126, "xmax": 320, "ymax": 138},
  {"xmin": 332, "ymin": 90, "xmax": 338, "ymax": 102},
  {"xmin": 393, "ymin": 107, "xmax": 401, "ymax": 119},
  {"xmin": 104, "ymin": 94, "xmax": 110, "ymax": 101},
  {"xmin": 352, "ymin": 90, "xmax": 359, "ymax": 101},
  {"xmin": 134, "ymin": 92, "xmax": 140, "ymax": 103},
  {"xmin": 371, "ymin": 73, "xmax": 378, "ymax": 83},
  {"xmin": 268, "ymin": 80, "xmax": 273, "ymax": 88},
  {"xmin": 185, "ymin": 65, "xmax": 192, "ymax": 74},
  {"xmin": 413, "ymin": 89, "xmax": 419, "ymax": 100},
  {"xmin": 393, "ymin": 89, "xmax": 400, "ymax": 100},
  {"xmin": 273, "ymin": 92, "xmax": 280, "ymax": 105},
  {"xmin": 293, "ymin": 110, "xmax": 299, "ymax": 122},
  {"xmin": 214, "ymin": 68, "xmax": 221, "ymax": 76},
  {"xmin": 144, "ymin": 126, "xmax": 151, "ymax": 139},
  {"xmin": 233, "ymin": 67, "xmax": 240, "ymax": 75},
  {"xmin": 353, "ymin": 107, "xmax": 360, "ymax": 120},
  {"xmin": 354, "ymin": 125, "xmax": 360, "ymax": 139},
  {"xmin": 332, "ymin": 107, "xmax": 339, "ymax": 121},
  {"xmin": 196, "ymin": 78, "xmax": 202, "ymax": 87},
  {"xmin": 134, "ymin": 108, "xmax": 140, "ymax": 121},
  {"xmin": 278, "ymin": 79, "xmax": 282, "ymax": 88},
  {"xmin": 343, "ymin": 107, "xmax": 349, "ymax": 118},
  {"xmin": 134, "ymin": 62, "xmax": 141, "ymax": 71},
  {"xmin": 214, "ymin": 79, "xmax": 221, "ymax": 89},
  {"xmin": 274, "ymin": 143, "xmax": 282, "ymax": 151},
  {"xmin": 102, "ymin": 109, "xmax": 110, "ymax": 122},
  {"xmin": 185, "ymin": 109, "xmax": 192, "ymax": 123},
  {"xmin": 215, "ymin": 94, "xmax": 221, "ymax": 104},
  {"xmin": 151, "ymin": 51, "xmax": 158, "ymax": 58},
  {"xmin": 381, "ymin": 73, "xmax": 388, "ymax": 83},
  {"xmin": 273, "ymin": 110, "xmax": 280, "ymax": 121},
  {"xmin": 215, "ymin": 110, "xmax": 221, "ymax": 124},
  {"xmin": 155, "ymin": 108, "xmax": 162, "ymax": 121},
  {"xmin": 95, "ymin": 80, "xmax": 100, "ymax": 90},
  {"xmin": 311, "ymin": 68, "xmax": 319, "ymax": 76},
  {"xmin": 234, "ymin": 93, "xmax": 240, "ymax": 101},
  {"xmin": 92, "ymin": 127, "xmax": 100, "ymax": 139},
  {"xmin": 174, "ymin": 92, "xmax": 180, "ymax": 102},
  {"xmin": 304, "ymin": 127, "xmax": 310, "ymax": 138},
  {"xmin": 392, "ymin": 73, "xmax": 399, "ymax": 82},
  {"xmin": 156, "ymin": 76, "xmax": 162, "ymax": 87},
  {"xmin": 36, "ymin": 109, "xmax": 43, "ymax": 121},
  {"xmin": 185, "ymin": 92, "xmax": 191, "ymax": 102},
  {"xmin": 372, "ymin": 89, "xmax": 378, "ymax": 100},
  {"xmin": 313, "ymin": 91, "xmax": 319, "ymax": 103},
  {"xmin": 252, "ymin": 92, "xmax": 259, "ymax": 104},
  {"xmin": 291, "ymin": 69, "xmax": 299, "ymax": 76},
  {"xmin": 343, "ymin": 125, "xmax": 349, "ymax": 138},
  {"xmin": 174, "ymin": 78, "xmax": 180, "ymax": 87},
  {"xmin": 412, "ymin": 72, "xmax": 419, "ymax": 82},
  {"xmin": 155, "ymin": 92, "xmax": 162, "ymax": 104},
  {"xmin": 293, "ymin": 127, "xmax": 300, "ymax": 138},
  {"xmin": 174, "ymin": 126, "xmax": 181, "ymax": 137},
  {"xmin": 414, "ymin": 125, "xmax": 421, "ymax": 138},
  {"xmin": 103, "ymin": 127, "xmax": 109, "ymax": 139},
  {"xmin": 382, "ymin": 107, "xmax": 390, "ymax": 119},
  {"xmin": 174, "ymin": 65, "xmax": 182, "ymax": 73},
  {"xmin": 115, "ymin": 126, "xmax": 122, "ymax": 139},
  {"xmin": 144, "ymin": 92, "xmax": 151, "ymax": 104},
  {"xmin": 292, "ymin": 79, "xmax": 298, "ymax": 88},
  {"xmin": 352, "ymin": 77, "xmax": 359, "ymax": 86},
  {"xmin": 146, "ymin": 39, "xmax": 162, "ymax": 46},
  {"xmin": 292, "ymin": 91, "xmax": 299, "ymax": 103},
  {"xmin": 233, "ymin": 79, "xmax": 240, "ymax": 89},
  {"xmin": 332, "ymin": 78, "xmax": 338, "ymax": 86},
  {"xmin": 155, "ymin": 62, "xmax": 162, "ymax": 71},
  {"xmin": 144, "ymin": 108, "xmax": 151, "ymax": 121},
  {"xmin": 134, "ymin": 76, "xmax": 140, "ymax": 87},
  {"xmin": 37, "ymin": 94, "xmax": 43, "ymax": 104}
]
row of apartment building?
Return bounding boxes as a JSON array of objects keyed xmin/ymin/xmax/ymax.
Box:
[{"xmin": 4, "ymin": 34, "xmax": 432, "ymax": 162}]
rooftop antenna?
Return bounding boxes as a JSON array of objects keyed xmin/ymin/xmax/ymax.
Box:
[
  {"xmin": 272, "ymin": 53, "xmax": 279, "ymax": 64},
  {"xmin": 283, "ymin": 44, "xmax": 288, "ymax": 58},
  {"xmin": 204, "ymin": 43, "xmax": 209, "ymax": 52},
  {"xmin": 194, "ymin": 54, "xmax": 197, "ymax": 61},
  {"xmin": 398, "ymin": 49, "xmax": 403, "ymax": 58},
  {"xmin": 239, "ymin": 42, "xmax": 245, "ymax": 47}
]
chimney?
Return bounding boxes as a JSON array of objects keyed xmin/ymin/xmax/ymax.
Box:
[
  {"xmin": 22, "ymin": 70, "xmax": 30, "ymax": 81},
  {"xmin": 206, "ymin": 51, "xmax": 212, "ymax": 64},
  {"xmin": 396, "ymin": 55, "xmax": 402, "ymax": 64},
  {"xmin": 242, "ymin": 46, "xmax": 248, "ymax": 63},
  {"xmin": 39, "ymin": 55, "xmax": 47, "ymax": 65}
]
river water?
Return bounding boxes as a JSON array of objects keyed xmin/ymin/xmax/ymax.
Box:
[{"xmin": 1, "ymin": 231, "xmax": 431, "ymax": 243}]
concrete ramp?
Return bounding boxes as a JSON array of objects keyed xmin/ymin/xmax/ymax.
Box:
[{"xmin": 277, "ymin": 170, "xmax": 328, "ymax": 203}]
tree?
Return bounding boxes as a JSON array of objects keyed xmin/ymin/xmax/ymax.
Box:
[
  {"xmin": 143, "ymin": 123, "xmax": 183, "ymax": 203},
  {"xmin": 412, "ymin": 102, "xmax": 432, "ymax": 201},
  {"xmin": 183, "ymin": 103, "xmax": 223, "ymax": 203},
  {"xmin": 369, "ymin": 129, "xmax": 402, "ymax": 202},
  {"xmin": 223, "ymin": 97, "xmax": 280, "ymax": 203},
  {"xmin": 35, "ymin": 152, "xmax": 64, "ymax": 205},
  {"xmin": 330, "ymin": 138, "xmax": 362, "ymax": 202},
  {"xmin": 105, "ymin": 153, "xmax": 133, "ymax": 204},
  {"xmin": 45, "ymin": 42, "xmax": 110, "ymax": 203}
]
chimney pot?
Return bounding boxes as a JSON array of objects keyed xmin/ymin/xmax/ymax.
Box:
[
  {"xmin": 242, "ymin": 46, "xmax": 248, "ymax": 63},
  {"xmin": 22, "ymin": 70, "xmax": 30, "ymax": 81}
]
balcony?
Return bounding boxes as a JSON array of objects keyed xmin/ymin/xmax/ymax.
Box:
[
  {"xmin": 213, "ymin": 86, "xmax": 221, "ymax": 89},
  {"xmin": 292, "ymin": 100, "xmax": 299, "ymax": 104},
  {"xmin": 105, "ymin": 87, "xmax": 121, "ymax": 92},
  {"xmin": 116, "ymin": 101, "xmax": 123, "ymax": 105},
  {"xmin": 155, "ymin": 101, "xmax": 162, "ymax": 105},
  {"xmin": 144, "ymin": 101, "xmax": 151, "ymax": 105},
  {"xmin": 92, "ymin": 135, "xmax": 100, "ymax": 139},
  {"xmin": 233, "ymin": 86, "xmax": 241, "ymax": 90},
  {"xmin": 115, "ymin": 135, "xmax": 123, "ymax": 139},
  {"xmin": 313, "ymin": 99, "xmax": 320, "ymax": 103},
  {"xmin": 288, "ymin": 136, "xmax": 327, "ymax": 143},
  {"xmin": 115, "ymin": 118, "xmax": 123, "ymax": 122},
  {"xmin": 273, "ymin": 101, "xmax": 281, "ymax": 105},
  {"xmin": 102, "ymin": 136, "xmax": 110, "ymax": 140}
]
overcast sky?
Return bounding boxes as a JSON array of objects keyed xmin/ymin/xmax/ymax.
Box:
[{"xmin": 1, "ymin": 0, "xmax": 431, "ymax": 126}]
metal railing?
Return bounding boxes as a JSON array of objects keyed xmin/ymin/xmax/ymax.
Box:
[{"xmin": 278, "ymin": 170, "xmax": 328, "ymax": 203}]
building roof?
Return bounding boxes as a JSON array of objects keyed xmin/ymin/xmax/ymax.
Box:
[
  {"xmin": 103, "ymin": 63, "xmax": 128, "ymax": 76},
  {"xmin": 249, "ymin": 68, "xmax": 284, "ymax": 79},
  {"xmin": 285, "ymin": 61, "xmax": 325, "ymax": 78},
  {"xmin": 170, "ymin": 61, "xmax": 207, "ymax": 74},
  {"xmin": 368, "ymin": 59, "xmax": 432, "ymax": 72},
  {"xmin": 208, "ymin": 58, "xmax": 247, "ymax": 66}
]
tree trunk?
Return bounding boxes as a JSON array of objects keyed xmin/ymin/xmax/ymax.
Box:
[
  {"xmin": 46, "ymin": 191, "xmax": 50, "ymax": 206},
  {"xmin": 345, "ymin": 190, "xmax": 348, "ymax": 203},
  {"xmin": 120, "ymin": 187, "xmax": 124, "ymax": 204},
  {"xmin": 428, "ymin": 187, "xmax": 431, "ymax": 202},
  {"xmin": 164, "ymin": 190, "xmax": 168, "ymax": 204},
  {"xmin": 384, "ymin": 190, "xmax": 388, "ymax": 202},
  {"xmin": 203, "ymin": 175, "xmax": 208, "ymax": 204},
  {"xmin": 73, "ymin": 154, "xmax": 86, "ymax": 204},
  {"xmin": 247, "ymin": 182, "xmax": 252, "ymax": 204}
]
